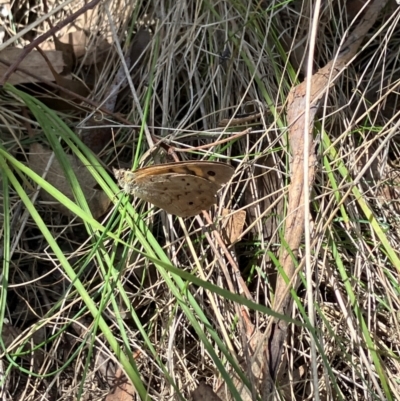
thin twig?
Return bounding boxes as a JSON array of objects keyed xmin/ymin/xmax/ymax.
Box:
[{"xmin": 171, "ymin": 128, "xmax": 252, "ymax": 152}]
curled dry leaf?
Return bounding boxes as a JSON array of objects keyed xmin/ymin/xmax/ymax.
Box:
[
  {"xmin": 29, "ymin": 143, "xmax": 110, "ymax": 218},
  {"xmin": 58, "ymin": 29, "xmax": 111, "ymax": 66},
  {"xmin": 40, "ymin": 7, "xmax": 112, "ymax": 66},
  {"xmin": 221, "ymin": 209, "xmax": 246, "ymax": 244}
]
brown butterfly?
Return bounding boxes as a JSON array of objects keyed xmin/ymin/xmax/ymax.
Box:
[{"xmin": 113, "ymin": 161, "xmax": 234, "ymax": 217}]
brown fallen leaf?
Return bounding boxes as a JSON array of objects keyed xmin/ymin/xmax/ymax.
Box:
[
  {"xmin": 105, "ymin": 368, "xmax": 137, "ymax": 401},
  {"xmin": 345, "ymin": 0, "xmax": 370, "ymax": 21},
  {"xmin": 38, "ymin": 7, "xmax": 111, "ymax": 66},
  {"xmin": 2, "ymin": 322, "xmax": 45, "ymax": 371},
  {"xmin": 28, "ymin": 143, "xmax": 110, "ymax": 218},
  {"xmin": 59, "ymin": 30, "xmax": 111, "ymax": 66},
  {"xmin": 192, "ymin": 382, "xmax": 223, "ymax": 401},
  {"xmin": 2, "ymin": 322, "xmax": 22, "ymax": 349},
  {"xmin": 221, "ymin": 209, "xmax": 246, "ymax": 244},
  {"xmin": 35, "ymin": 45, "xmax": 91, "ymax": 102},
  {"xmin": 0, "ymin": 48, "xmax": 64, "ymax": 85}
]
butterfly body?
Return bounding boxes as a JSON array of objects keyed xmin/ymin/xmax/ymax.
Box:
[{"xmin": 113, "ymin": 161, "xmax": 234, "ymax": 217}]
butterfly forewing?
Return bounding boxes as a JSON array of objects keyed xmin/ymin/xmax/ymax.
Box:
[
  {"xmin": 132, "ymin": 174, "xmax": 220, "ymax": 217},
  {"xmin": 133, "ymin": 161, "xmax": 234, "ymax": 185},
  {"xmin": 114, "ymin": 161, "xmax": 234, "ymax": 217}
]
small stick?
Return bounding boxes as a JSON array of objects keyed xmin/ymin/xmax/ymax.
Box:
[
  {"xmin": 218, "ymin": 111, "xmax": 267, "ymax": 127},
  {"xmin": 218, "ymin": 107, "xmax": 283, "ymax": 127},
  {"xmin": 147, "ymin": 129, "xmax": 251, "ymax": 162},
  {"xmin": 170, "ymin": 128, "xmax": 252, "ymax": 152}
]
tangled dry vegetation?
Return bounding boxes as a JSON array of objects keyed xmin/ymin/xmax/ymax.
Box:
[{"xmin": 0, "ymin": 0, "xmax": 400, "ymax": 400}]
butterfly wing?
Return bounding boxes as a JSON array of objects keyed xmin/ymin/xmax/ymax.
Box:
[
  {"xmin": 132, "ymin": 173, "xmax": 222, "ymax": 217},
  {"xmin": 133, "ymin": 161, "xmax": 234, "ymax": 186},
  {"xmin": 114, "ymin": 161, "xmax": 234, "ymax": 217}
]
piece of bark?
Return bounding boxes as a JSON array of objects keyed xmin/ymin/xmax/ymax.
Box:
[{"xmin": 265, "ymin": 0, "xmax": 389, "ymax": 391}]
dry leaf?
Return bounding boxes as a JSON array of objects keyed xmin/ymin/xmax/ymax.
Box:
[
  {"xmin": 81, "ymin": 126, "xmax": 112, "ymax": 155},
  {"xmin": 29, "ymin": 143, "xmax": 110, "ymax": 218},
  {"xmin": 36, "ymin": 45, "xmax": 91, "ymax": 102},
  {"xmin": 40, "ymin": 7, "xmax": 111, "ymax": 66},
  {"xmin": 0, "ymin": 48, "xmax": 64, "ymax": 85},
  {"xmin": 345, "ymin": 0, "xmax": 370, "ymax": 21},
  {"xmin": 2, "ymin": 322, "xmax": 45, "ymax": 369},
  {"xmin": 221, "ymin": 209, "xmax": 246, "ymax": 244},
  {"xmin": 58, "ymin": 30, "xmax": 111, "ymax": 66},
  {"xmin": 192, "ymin": 382, "xmax": 223, "ymax": 401},
  {"xmin": 2, "ymin": 322, "xmax": 21, "ymax": 349},
  {"xmin": 105, "ymin": 368, "xmax": 137, "ymax": 401}
]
